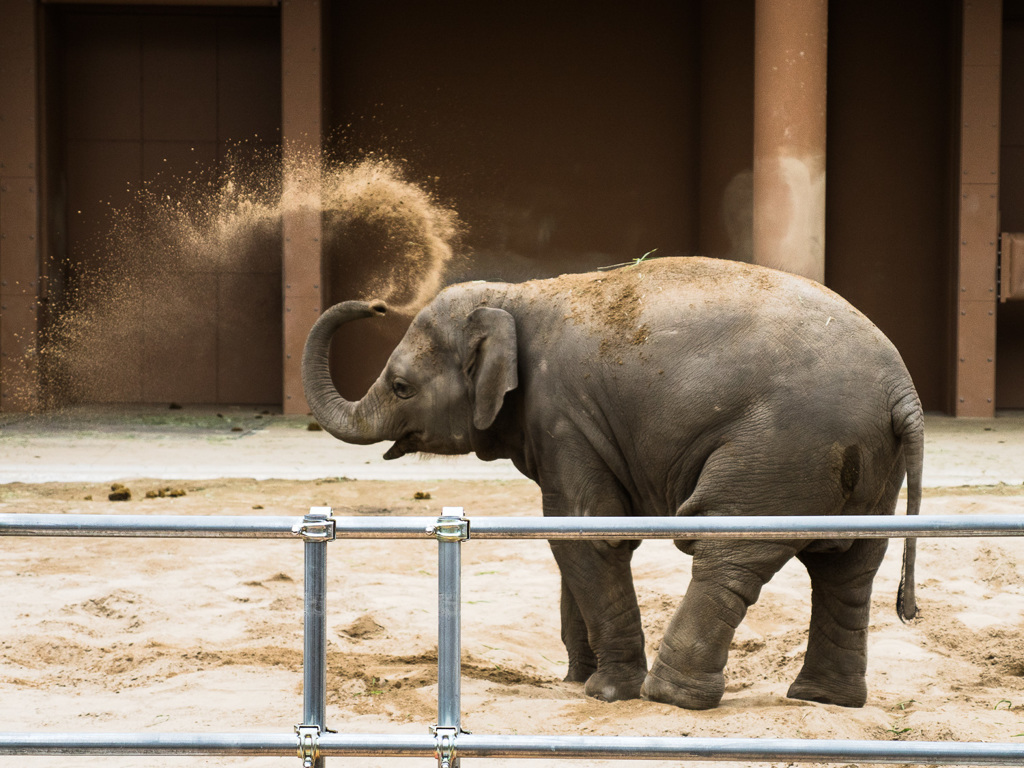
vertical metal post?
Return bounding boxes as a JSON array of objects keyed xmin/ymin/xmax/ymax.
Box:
[
  {"xmin": 433, "ymin": 508, "xmax": 469, "ymax": 768},
  {"xmin": 297, "ymin": 507, "xmax": 334, "ymax": 768}
]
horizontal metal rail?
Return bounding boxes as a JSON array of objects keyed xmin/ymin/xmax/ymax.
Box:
[
  {"xmin": 4, "ymin": 509, "xmax": 1024, "ymax": 766},
  {"xmin": 0, "ymin": 513, "xmax": 301, "ymax": 538},
  {"xmin": 460, "ymin": 514, "xmax": 1024, "ymax": 540},
  {"xmin": 453, "ymin": 734, "xmax": 1024, "ymax": 763},
  {"xmin": 1, "ymin": 732, "xmax": 1023, "ymax": 764},
  {"xmin": 0, "ymin": 732, "xmax": 299, "ymax": 756},
  {"xmin": 2, "ymin": 512, "xmax": 1023, "ymax": 539}
]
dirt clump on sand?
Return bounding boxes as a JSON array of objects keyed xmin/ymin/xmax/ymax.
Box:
[
  {"xmin": 1, "ymin": 478, "xmax": 1023, "ymax": 767},
  {"xmin": 107, "ymin": 483, "xmax": 132, "ymax": 501}
]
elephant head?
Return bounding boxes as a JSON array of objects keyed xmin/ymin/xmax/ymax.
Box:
[{"xmin": 301, "ymin": 293, "xmax": 519, "ymax": 460}]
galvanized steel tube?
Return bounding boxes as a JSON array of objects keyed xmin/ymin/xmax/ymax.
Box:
[
  {"xmin": 302, "ymin": 509, "xmax": 330, "ymax": 768},
  {"xmin": 3, "ymin": 514, "xmax": 1023, "ymax": 540},
  {"xmin": 328, "ymin": 514, "xmax": 1024, "ymax": 540},
  {"xmin": 460, "ymin": 514, "xmax": 1024, "ymax": 540},
  {"xmin": 446, "ymin": 734, "xmax": 1024, "ymax": 764},
  {"xmin": 0, "ymin": 513, "xmax": 300, "ymax": 538},
  {"xmin": 436, "ymin": 513, "xmax": 464, "ymax": 733},
  {"xmin": 3, "ymin": 732, "xmax": 1023, "ymax": 764},
  {"xmin": 0, "ymin": 732, "xmax": 299, "ymax": 756}
]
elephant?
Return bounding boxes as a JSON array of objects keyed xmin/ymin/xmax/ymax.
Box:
[{"xmin": 302, "ymin": 256, "xmax": 923, "ymax": 710}]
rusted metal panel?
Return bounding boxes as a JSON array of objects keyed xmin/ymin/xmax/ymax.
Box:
[
  {"xmin": 996, "ymin": 301, "xmax": 1024, "ymax": 407},
  {"xmin": 956, "ymin": 299, "xmax": 998, "ymax": 416},
  {"xmin": 0, "ymin": 178, "xmax": 40, "ymax": 296},
  {"xmin": 959, "ymin": 186, "xmax": 999, "ymax": 300},
  {"xmin": 218, "ymin": 271, "xmax": 282, "ymax": 404},
  {"xmin": 698, "ymin": 0, "xmax": 754, "ymax": 262},
  {"xmin": 281, "ymin": 0, "xmax": 323, "ymax": 414},
  {"xmin": 140, "ymin": 274, "xmax": 218, "ymax": 403},
  {"xmin": 280, "ymin": 75, "xmax": 323, "ymax": 142},
  {"xmin": 0, "ymin": 0, "xmax": 35, "ymax": 60},
  {"xmin": 55, "ymin": 6, "xmax": 283, "ymax": 407},
  {"xmin": 1000, "ymin": 233, "xmax": 1024, "ymax": 300},
  {"xmin": 141, "ymin": 140, "xmax": 217, "ymax": 198},
  {"xmin": 63, "ymin": 14, "xmax": 142, "ymax": 142},
  {"xmin": 73, "ymin": 316, "xmax": 145, "ymax": 403},
  {"xmin": 44, "ymin": 0, "xmax": 279, "ymax": 6},
  {"xmin": 0, "ymin": 91, "xmax": 38, "ymax": 179},
  {"xmin": 0, "ymin": 295, "xmax": 39, "ymax": 410},
  {"xmin": 1001, "ymin": 145, "xmax": 1024, "ymax": 230},
  {"xmin": 752, "ymin": 0, "xmax": 828, "ymax": 283},
  {"xmin": 283, "ymin": 301, "xmax": 321, "ymax": 413},
  {"xmin": 142, "ymin": 15, "xmax": 218, "ymax": 143},
  {"xmin": 0, "ymin": 0, "xmax": 37, "ymax": 173},
  {"xmin": 956, "ymin": 0, "xmax": 1002, "ymax": 417},
  {"xmin": 0, "ymin": 0, "xmax": 41, "ymax": 411},
  {"xmin": 1000, "ymin": 24, "xmax": 1024, "ymax": 147},
  {"xmin": 282, "ymin": 0, "xmax": 322, "ymax": 66},
  {"xmin": 963, "ymin": 0, "xmax": 1002, "ymax": 67},
  {"xmin": 217, "ymin": 16, "xmax": 282, "ymax": 144},
  {"xmin": 65, "ymin": 139, "xmax": 143, "ymax": 266},
  {"xmin": 961, "ymin": 65, "xmax": 1001, "ymax": 184},
  {"xmin": 282, "ymin": 206, "xmax": 321, "ymax": 293}
]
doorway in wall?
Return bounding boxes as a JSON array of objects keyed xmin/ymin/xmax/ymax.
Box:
[{"xmin": 47, "ymin": 4, "xmax": 282, "ymax": 406}]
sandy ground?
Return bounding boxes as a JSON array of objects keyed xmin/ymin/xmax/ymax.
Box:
[{"xmin": 1, "ymin": 407, "xmax": 1024, "ymax": 767}]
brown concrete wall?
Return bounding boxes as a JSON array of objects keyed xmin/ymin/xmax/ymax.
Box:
[
  {"xmin": 824, "ymin": 0, "xmax": 959, "ymax": 413},
  {"xmin": 49, "ymin": 5, "xmax": 282, "ymax": 405},
  {"xmin": 998, "ymin": 3, "xmax": 1024, "ymax": 407},
  {"xmin": 697, "ymin": 1, "xmax": 755, "ymax": 263},
  {"xmin": 4, "ymin": 0, "xmax": 999, "ymax": 416},
  {"xmin": 326, "ymin": 0, "xmax": 703, "ymax": 399},
  {"xmin": 0, "ymin": 0, "xmax": 42, "ymax": 411}
]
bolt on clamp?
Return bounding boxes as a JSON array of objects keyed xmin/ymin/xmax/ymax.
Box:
[
  {"xmin": 425, "ymin": 520, "xmax": 468, "ymax": 544},
  {"xmin": 294, "ymin": 724, "xmax": 320, "ymax": 767},
  {"xmin": 430, "ymin": 725, "xmax": 461, "ymax": 768},
  {"xmin": 428, "ymin": 507, "xmax": 470, "ymax": 542},
  {"xmin": 293, "ymin": 507, "xmax": 336, "ymax": 542}
]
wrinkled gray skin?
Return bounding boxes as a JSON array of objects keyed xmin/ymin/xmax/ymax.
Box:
[{"xmin": 303, "ymin": 257, "xmax": 923, "ymax": 710}]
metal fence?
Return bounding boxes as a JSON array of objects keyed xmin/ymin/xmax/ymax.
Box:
[{"xmin": 1, "ymin": 507, "xmax": 1024, "ymax": 766}]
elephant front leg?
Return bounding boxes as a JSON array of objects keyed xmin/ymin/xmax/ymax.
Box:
[
  {"xmin": 642, "ymin": 540, "xmax": 796, "ymax": 709},
  {"xmin": 560, "ymin": 576, "xmax": 598, "ymax": 683},
  {"xmin": 550, "ymin": 540, "xmax": 647, "ymax": 702}
]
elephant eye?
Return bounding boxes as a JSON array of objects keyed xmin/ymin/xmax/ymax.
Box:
[{"xmin": 393, "ymin": 378, "xmax": 416, "ymax": 400}]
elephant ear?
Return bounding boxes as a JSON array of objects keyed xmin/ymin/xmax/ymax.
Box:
[{"xmin": 464, "ymin": 306, "xmax": 518, "ymax": 430}]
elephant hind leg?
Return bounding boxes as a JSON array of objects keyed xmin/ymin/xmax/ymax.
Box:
[
  {"xmin": 787, "ymin": 537, "xmax": 888, "ymax": 707},
  {"xmin": 641, "ymin": 539, "xmax": 798, "ymax": 710}
]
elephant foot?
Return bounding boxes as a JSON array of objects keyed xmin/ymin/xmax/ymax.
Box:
[
  {"xmin": 787, "ymin": 670, "xmax": 867, "ymax": 708},
  {"xmin": 640, "ymin": 661, "xmax": 724, "ymax": 710},
  {"xmin": 564, "ymin": 660, "xmax": 597, "ymax": 684},
  {"xmin": 582, "ymin": 665, "xmax": 647, "ymax": 702}
]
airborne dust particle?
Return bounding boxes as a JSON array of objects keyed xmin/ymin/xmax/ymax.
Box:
[{"xmin": 18, "ymin": 146, "xmax": 462, "ymax": 409}]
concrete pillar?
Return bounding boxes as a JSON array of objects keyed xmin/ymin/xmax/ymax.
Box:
[
  {"xmin": 956, "ymin": 0, "xmax": 1002, "ymax": 417},
  {"xmin": 281, "ymin": 0, "xmax": 325, "ymax": 414},
  {"xmin": 0, "ymin": 0, "xmax": 41, "ymax": 412},
  {"xmin": 752, "ymin": 0, "xmax": 828, "ymax": 283}
]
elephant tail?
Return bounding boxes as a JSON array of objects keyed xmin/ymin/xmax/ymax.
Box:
[{"xmin": 891, "ymin": 385, "xmax": 924, "ymax": 622}]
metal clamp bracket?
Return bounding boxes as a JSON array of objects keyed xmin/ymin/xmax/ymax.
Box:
[
  {"xmin": 430, "ymin": 725, "xmax": 460, "ymax": 768},
  {"xmin": 293, "ymin": 507, "xmax": 336, "ymax": 542},
  {"xmin": 429, "ymin": 507, "xmax": 469, "ymax": 543},
  {"xmin": 294, "ymin": 724, "xmax": 320, "ymax": 767}
]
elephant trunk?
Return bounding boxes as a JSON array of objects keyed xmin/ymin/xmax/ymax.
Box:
[{"xmin": 301, "ymin": 300, "xmax": 389, "ymax": 444}]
